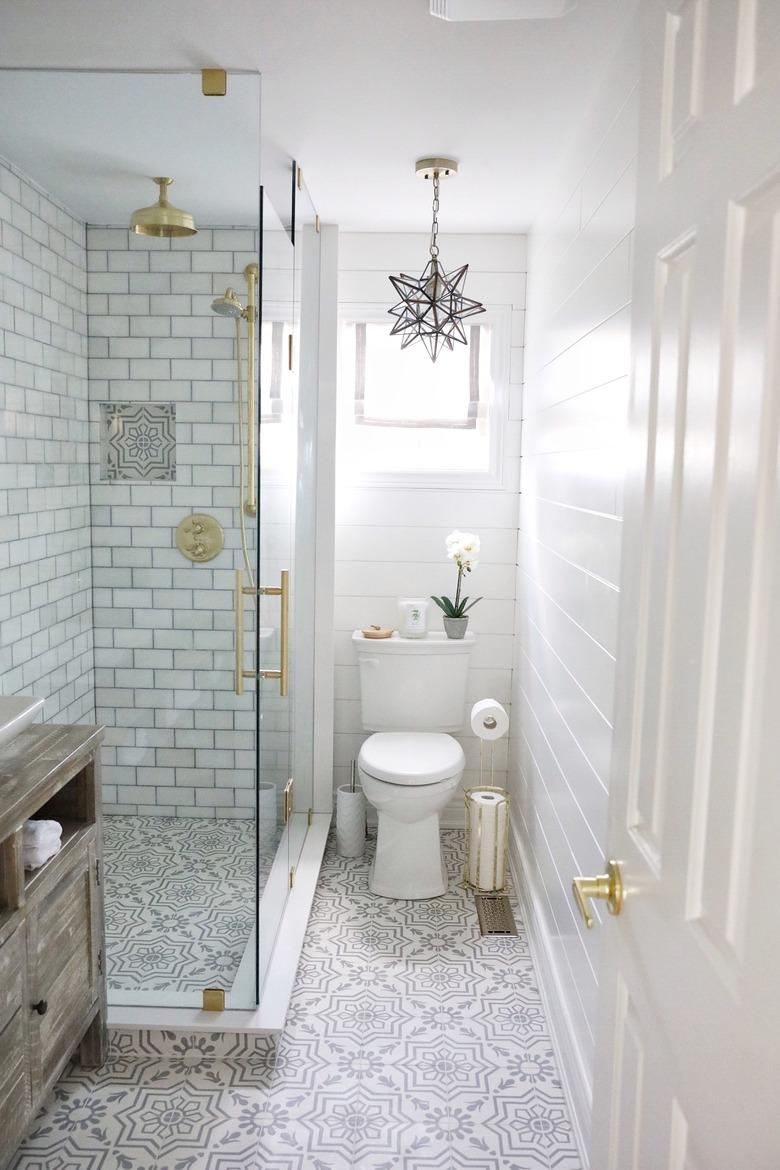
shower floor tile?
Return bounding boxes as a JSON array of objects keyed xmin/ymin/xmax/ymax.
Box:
[
  {"xmin": 14, "ymin": 830, "xmax": 582, "ymax": 1169},
  {"xmin": 104, "ymin": 816, "xmax": 276, "ymax": 994}
]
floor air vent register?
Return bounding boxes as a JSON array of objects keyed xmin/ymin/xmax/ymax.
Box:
[{"xmin": 474, "ymin": 894, "xmax": 518, "ymax": 936}]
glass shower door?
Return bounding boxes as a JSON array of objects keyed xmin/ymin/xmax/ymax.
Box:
[
  {"xmin": 256, "ymin": 188, "xmax": 298, "ymax": 983},
  {"xmin": 0, "ymin": 67, "xmax": 265, "ymax": 1011}
]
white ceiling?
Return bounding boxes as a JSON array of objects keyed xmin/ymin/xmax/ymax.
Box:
[
  {"xmin": 0, "ymin": 0, "xmax": 631, "ymax": 232},
  {"xmin": 0, "ymin": 72, "xmax": 261, "ymax": 226}
]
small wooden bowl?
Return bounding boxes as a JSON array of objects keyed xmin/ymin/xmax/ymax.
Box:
[{"xmin": 361, "ymin": 626, "xmax": 394, "ymax": 639}]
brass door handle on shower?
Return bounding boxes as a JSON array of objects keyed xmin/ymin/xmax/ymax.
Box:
[
  {"xmin": 234, "ymin": 569, "xmax": 289, "ymax": 697},
  {"xmin": 572, "ymin": 860, "xmax": 624, "ymax": 929}
]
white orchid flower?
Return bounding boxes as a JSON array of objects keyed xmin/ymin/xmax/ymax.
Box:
[
  {"xmin": 446, "ymin": 530, "xmax": 480, "ymax": 571},
  {"xmin": 433, "ymin": 531, "xmax": 483, "ymax": 623}
]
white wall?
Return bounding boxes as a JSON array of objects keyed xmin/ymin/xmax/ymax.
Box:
[
  {"xmin": 334, "ymin": 232, "xmax": 525, "ymax": 822},
  {"xmin": 510, "ymin": 34, "xmax": 639, "ymax": 1151},
  {"xmin": 0, "ymin": 156, "xmax": 94, "ymax": 725}
]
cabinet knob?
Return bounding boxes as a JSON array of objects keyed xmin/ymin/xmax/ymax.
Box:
[{"xmin": 31, "ymin": 999, "xmax": 48, "ymax": 1016}]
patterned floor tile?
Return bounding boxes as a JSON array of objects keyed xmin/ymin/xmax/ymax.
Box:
[
  {"xmin": 15, "ymin": 829, "xmax": 581, "ymax": 1170},
  {"xmin": 103, "ymin": 816, "xmax": 275, "ymax": 994}
]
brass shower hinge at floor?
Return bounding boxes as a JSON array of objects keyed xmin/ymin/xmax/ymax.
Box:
[
  {"xmin": 307, "ymin": 808, "xmax": 313, "ymax": 827},
  {"xmin": 289, "ymin": 867, "xmax": 295, "ymax": 890},
  {"xmin": 202, "ymin": 988, "xmax": 226, "ymax": 1012},
  {"xmin": 475, "ymin": 894, "xmax": 518, "ymax": 936}
]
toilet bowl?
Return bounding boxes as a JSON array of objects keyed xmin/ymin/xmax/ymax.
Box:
[{"xmin": 358, "ymin": 731, "xmax": 465, "ymax": 899}]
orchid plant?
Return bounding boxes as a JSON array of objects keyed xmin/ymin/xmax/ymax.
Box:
[{"xmin": 431, "ymin": 531, "xmax": 483, "ymax": 619}]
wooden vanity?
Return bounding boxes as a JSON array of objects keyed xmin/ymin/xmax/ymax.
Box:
[{"xmin": 0, "ymin": 724, "xmax": 105, "ymax": 1169}]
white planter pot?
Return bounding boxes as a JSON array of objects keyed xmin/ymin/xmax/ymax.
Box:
[{"xmin": 336, "ymin": 784, "xmax": 366, "ymax": 858}]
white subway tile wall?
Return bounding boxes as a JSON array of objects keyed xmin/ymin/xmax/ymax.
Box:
[
  {"xmin": 511, "ymin": 43, "xmax": 639, "ymax": 1138},
  {"xmin": 0, "ymin": 157, "xmax": 94, "ymax": 725},
  {"xmin": 87, "ymin": 226, "xmax": 259, "ymax": 818},
  {"xmin": 335, "ymin": 233, "xmax": 526, "ymax": 825}
]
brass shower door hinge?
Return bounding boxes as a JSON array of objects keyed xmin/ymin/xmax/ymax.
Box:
[
  {"xmin": 202, "ymin": 988, "xmax": 226, "ymax": 1012},
  {"xmin": 307, "ymin": 807, "xmax": 313, "ymax": 827},
  {"xmin": 202, "ymin": 69, "xmax": 227, "ymax": 96},
  {"xmin": 289, "ymin": 867, "xmax": 296, "ymax": 889}
]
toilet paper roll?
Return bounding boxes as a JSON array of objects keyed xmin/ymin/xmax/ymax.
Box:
[
  {"xmin": 470, "ymin": 698, "xmax": 509, "ymax": 741},
  {"xmin": 467, "ymin": 789, "xmax": 508, "ymax": 891}
]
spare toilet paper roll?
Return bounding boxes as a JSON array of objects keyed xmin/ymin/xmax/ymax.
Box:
[
  {"xmin": 467, "ymin": 789, "xmax": 508, "ymax": 891},
  {"xmin": 470, "ymin": 698, "xmax": 509, "ymax": 741}
]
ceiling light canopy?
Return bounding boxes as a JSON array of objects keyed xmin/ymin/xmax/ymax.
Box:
[{"xmin": 388, "ymin": 158, "xmax": 485, "ymax": 363}]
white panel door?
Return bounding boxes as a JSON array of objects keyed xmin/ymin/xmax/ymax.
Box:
[{"xmin": 590, "ymin": 2, "xmax": 780, "ymax": 1167}]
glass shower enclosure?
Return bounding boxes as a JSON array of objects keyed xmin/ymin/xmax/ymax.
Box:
[{"xmin": 0, "ymin": 68, "xmax": 314, "ymax": 1012}]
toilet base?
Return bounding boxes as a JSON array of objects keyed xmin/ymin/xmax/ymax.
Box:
[{"xmin": 369, "ymin": 810, "xmax": 449, "ymax": 899}]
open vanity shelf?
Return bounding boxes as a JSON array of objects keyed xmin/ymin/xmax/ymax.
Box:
[{"xmin": 0, "ymin": 723, "xmax": 105, "ymax": 1170}]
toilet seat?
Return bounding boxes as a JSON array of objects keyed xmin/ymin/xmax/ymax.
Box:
[{"xmin": 359, "ymin": 732, "xmax": 465, "ymax": 787}]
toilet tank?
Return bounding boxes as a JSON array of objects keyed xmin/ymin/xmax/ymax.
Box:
[{"xmin": 352, "ymin": 631, "xmax": 474, "ymax": 732}]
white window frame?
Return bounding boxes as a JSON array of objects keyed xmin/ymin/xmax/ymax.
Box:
[{"xmin": 337, "ymin": 302, "xmax": 511, "ymax": 490}]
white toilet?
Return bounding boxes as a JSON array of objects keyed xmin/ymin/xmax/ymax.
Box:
[{"xmin": 353, "ymin": 630, "xmax": 474, "ymax": 898}]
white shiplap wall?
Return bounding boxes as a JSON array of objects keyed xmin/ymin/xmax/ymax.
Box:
[
  {"xmin": 510, "ymin": 40, "xmax": 639, "ymax": 1149},
  {"xmin": 335, "ymin": 233, "xmax": 526, "ymax": 823}
]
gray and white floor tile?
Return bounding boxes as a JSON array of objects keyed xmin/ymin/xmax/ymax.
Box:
[
  {"xmin": 15, "ymin": 829, "xmax": 581, "ymax": 1169},
  {"xmin": 103, "ymin": 816, "xmax": 277, "ymax": 995}
]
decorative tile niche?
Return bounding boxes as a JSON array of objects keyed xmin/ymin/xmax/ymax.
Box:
[{"xmin": 99, "ymin": 401, "xmax": 176, "ymax": 481}]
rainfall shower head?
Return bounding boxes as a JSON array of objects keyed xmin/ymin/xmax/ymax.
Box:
[
  {"xmin": 130, "ymin": 177, "xmax": 197, "ymax": 237},
  {"xmin": 211, "ymin": 287, "xmax": 245, "ymax": 318}
]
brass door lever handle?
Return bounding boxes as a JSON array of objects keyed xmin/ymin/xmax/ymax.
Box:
[{"xmin": 572, "ymin": 860, "xmax": 624, "ymax": 929}]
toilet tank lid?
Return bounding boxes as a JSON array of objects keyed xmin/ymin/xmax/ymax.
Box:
[
  {"xmin": 359, "ymin": 732, "xmax": 465, "ymax": 785},
  {"xmin": 352, "ymin": 630, "xmax": 475, "ymax": 653}
]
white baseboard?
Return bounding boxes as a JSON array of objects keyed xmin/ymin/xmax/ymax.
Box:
[{"xmin": 509, "ymin": 815, "xmax": 592, "ymax": 1167}]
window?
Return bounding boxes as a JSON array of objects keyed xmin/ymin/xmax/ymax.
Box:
[
  {"xmin": 259, "ymin": 314, "xmax": 295, "ymax": 475},
  {"xmin": 259, "ymin": 318, "xmax": 293, "ymax": 423},
  {"xmin": 338, "ymin": 306, "xmax": 508, "ymax": 484}
]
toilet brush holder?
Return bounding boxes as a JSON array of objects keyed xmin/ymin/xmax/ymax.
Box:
[{"xmin": 336, "ymin": 763, "xmax": 366, "ymax": 858}]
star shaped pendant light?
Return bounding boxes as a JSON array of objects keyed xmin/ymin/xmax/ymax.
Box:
[{"xmin": 388, "ymin": 158, "xmax": 485, "ymax": 362}]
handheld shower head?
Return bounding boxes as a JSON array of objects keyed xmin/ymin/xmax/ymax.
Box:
[{"xmin": 211, "ymin": 288, "xmax": 245, "ymax": 318}]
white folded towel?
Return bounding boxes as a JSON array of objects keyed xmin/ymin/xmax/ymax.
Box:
[
  {"xmin": 23, "ymin": 840, "xmax": 61, "ymax": 870},
  {"xmin": 23, "ymin": 819, "xmax": 63, "ymax": 843}
]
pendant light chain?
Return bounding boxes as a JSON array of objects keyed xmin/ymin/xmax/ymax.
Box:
[
  {"xmin": 388, "ymin": 157, "xmax": 486, "ymax": 362},
  {"xmin": 430, "ymin": 172, "xmax": 440, "ymax": 258}
]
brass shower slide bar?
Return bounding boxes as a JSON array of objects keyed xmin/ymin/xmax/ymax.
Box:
[{"xmin": 234, "ymin": 569, "xmax": 289, "ymax": 697}]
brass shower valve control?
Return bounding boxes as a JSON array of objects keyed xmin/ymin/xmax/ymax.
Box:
[{"xmin": 175, "ymin": 514, "xmax": 225, "ymax": 563}]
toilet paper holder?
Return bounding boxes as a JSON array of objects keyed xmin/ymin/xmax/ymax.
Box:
[
  {"xmin": 464, "ymin": 784, "xmax": 510, "ymax": 893},
  {"xmin": 464, "ymin": 698, "xmax": 510, "ymax": 892}
]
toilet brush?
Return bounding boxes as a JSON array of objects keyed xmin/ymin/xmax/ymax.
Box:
[{"xmin": 336, "ymin": 759, "xmax": 366, "ymax": 858}]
